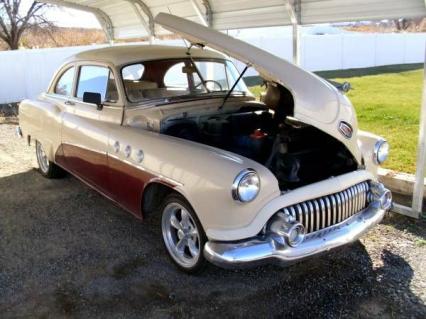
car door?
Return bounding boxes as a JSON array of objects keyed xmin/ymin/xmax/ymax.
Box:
[
  {"xmin": 41, "ymin": 64, "xmax": 76, "ymax": 165},
  {"xmin": 61, "ymin": 63, "xmax": 123, "ymax": 196}
]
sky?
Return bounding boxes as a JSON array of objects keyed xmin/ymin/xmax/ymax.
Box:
[
  {"xmin": 44, "ymin": 6, "xmax": 101, "ymax": 29},
  {"xmin": 16, "ymin": 0, "xmax": 102, "ymax": 29}
]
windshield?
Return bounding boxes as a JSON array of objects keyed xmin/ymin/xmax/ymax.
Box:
[{"xmin": 121, "ymin": 58, "xmax": 250, "ymax": 103}]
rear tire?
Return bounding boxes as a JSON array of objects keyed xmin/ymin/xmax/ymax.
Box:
[
  {"xmin": 160, "ymin": 193, "xmax": 207, "ymax": 273},
  {"xmin": 35, "ymin": 140, "xmax": 65, "ymax": 179}
]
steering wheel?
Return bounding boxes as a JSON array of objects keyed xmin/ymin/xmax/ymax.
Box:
[{"xmin": 194, "ymin": 80, "xmax": 223, "ymax": 91}]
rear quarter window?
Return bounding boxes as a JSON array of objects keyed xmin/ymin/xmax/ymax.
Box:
[{"xmin": 54, "ymin": 67, "xmax": 75, "ymax": 96}]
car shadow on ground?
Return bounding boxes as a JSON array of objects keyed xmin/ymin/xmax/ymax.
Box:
[{"xmin": 0, "ymin": 169, "xmax": 425, "ymax": 318}]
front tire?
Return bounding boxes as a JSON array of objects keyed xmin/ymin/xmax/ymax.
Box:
[
  {"xmin": 35, "ymin": 140, "xmax": 65, "ymax": 178},
  {"xmin": 160, "ymin": 193, "xmax": 207, "ymax": 273}
]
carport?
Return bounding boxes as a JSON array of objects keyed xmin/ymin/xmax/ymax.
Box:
[{"xmin": 41, "ymin": 0, "xmax": 426, "ymax": 218}]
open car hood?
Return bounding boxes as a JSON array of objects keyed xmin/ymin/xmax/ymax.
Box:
[
  {"xmin": 155, "ymin": 13, "xmax": 344, "ymax": 126},
  {"xmin": 155, "ymin": 13, "xmax": 361, "ymax": 163}
]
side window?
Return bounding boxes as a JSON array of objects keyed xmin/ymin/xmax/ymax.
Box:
[
  {"xmin": 164, "ymin": 62, "xmax": 189, "ymax": 89},
  {"xmin": 55, "ymin": 67, "xmax": 75, "ymax": 96},
  {"xmin": 76, "ymin": 66, "xmax": 118, "ymax": 102}
]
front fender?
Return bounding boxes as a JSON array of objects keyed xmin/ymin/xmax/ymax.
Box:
[
  {"xmin": 109, "ymin": 125, "xmax": 281, "ymax": 236},
  {"xmin": 357, "ymin": 130, "xmax": 385, "ymax": 177}
]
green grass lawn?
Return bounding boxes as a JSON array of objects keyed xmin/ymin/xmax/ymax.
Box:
[{"xmin": 248, "ymin": 64, "xmax": 424, "ymax": 174}]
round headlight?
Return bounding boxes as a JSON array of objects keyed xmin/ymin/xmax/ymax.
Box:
[
  {"xmin": 374, "ymin": 140, "xmax": 389, "ymax": 164},
  {"xmin": 232, "ymin": 169, "xmax": 260, "ymax": 203}
]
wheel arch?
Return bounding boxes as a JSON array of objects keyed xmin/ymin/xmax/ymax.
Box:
[
  {"xmin": 141, "ymin": 180, "xmax": 184, "ymax": 218},
  {"xmin": 34, "ymin": 137, "xmax": 56, "ymax": 162}
]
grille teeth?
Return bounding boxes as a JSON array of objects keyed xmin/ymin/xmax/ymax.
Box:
[{"xmin": 284, "ymin": 181, "xmax": 370, "ymax": 234}]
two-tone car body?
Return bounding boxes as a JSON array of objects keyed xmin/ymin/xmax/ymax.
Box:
[{"xmin": 18, "ymin": 13, "xmax": 392, "ymax": 272}]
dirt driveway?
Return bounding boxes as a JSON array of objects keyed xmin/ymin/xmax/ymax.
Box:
[{"xmin": 0, "ymin": 123, "xmax": 425, "ymax": 318}]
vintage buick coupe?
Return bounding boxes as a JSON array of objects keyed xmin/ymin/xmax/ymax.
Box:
[{"xmin": 18, "ymin": 13, "xmax": 392, "ymax": 273}]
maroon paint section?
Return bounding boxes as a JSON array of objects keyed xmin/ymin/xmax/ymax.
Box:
[
  {"xmin": 55, "ymin": 143, "xmax": 168, "ymax": 219},
  {"xmin": 107, "ymin": 155, "xmax": 157, "ymax": 217},
  {"xmin": 59, "ymin": 144, "xmax": 110, "ymax": 196},
  {"xmin": 55, "ymin": 144, "xmax": 66, "ymax": 167}
]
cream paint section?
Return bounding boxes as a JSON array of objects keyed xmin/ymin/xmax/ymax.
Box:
[
  {"xmin": 207, "ymin": 170, "xmax": 376, "ymax": 241},
  {"xmin": 70, "ymin": 102, "xmax": 123, "ymax": 125},
  {"xmin": 61, "ymin": 110, "xmax": 110, "ymax": 159},
  {"xmin": 60, "ymin": 98, "xmax": 123, "ymax": 159},
  {"xmin": 69, "ymin": 45, "xmax": 227, "ymax": 68},
  {"xmin": 18, "ymin": 96, "xmax": 64, "ymax": 161},
  {"xmin": 357, "ymin": 130, "xmax": 383, "ymax": 177},
  {"xmin": 123, "ymin": 97, "xmax": 258, "ymax": 131},
  {"xmin": 154, "ymin": 13, "xmax": 362, "ymax": 163},
  {"xmin": 108, "ymin": 124, "xmax": 280, "ymax": 234}
]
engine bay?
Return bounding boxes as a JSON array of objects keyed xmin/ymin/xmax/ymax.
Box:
[{"xmin": 160, "ymin": 83, "xmax": 358, "ymax": 191}]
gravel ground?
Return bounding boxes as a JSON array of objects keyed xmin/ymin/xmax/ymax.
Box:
[{"xmin": 0, "ymin": 123, "xmax": 425, "ymax": 318}]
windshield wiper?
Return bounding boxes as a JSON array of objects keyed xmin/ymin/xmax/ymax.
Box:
[
  {"xmin": 218, "ymin": 64, "xmax": 250, "ymax": 110},
  {"xmin": 200, "ymin": 90, "xmax": 246, "ymax": 96}
]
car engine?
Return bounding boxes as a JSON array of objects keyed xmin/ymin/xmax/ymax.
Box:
[
  {"xmin": 161, "ymin": 81, "xmax": 358, "ymax": 190},
  {"xmin": 161, "ymin": 104, "xmax": 358, "ymax": 191}
]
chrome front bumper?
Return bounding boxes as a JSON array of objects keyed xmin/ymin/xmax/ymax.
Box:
[{"xmin": 204, "ymin": 187, "xmax": 390, "ymax": 269}]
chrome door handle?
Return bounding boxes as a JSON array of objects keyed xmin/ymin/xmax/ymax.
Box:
[{"xmin": 64, "ymin": 100, "xmax": 75, "ymax": 106}]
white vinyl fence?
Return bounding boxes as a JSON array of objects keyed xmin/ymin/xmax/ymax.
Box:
[
  {"xmin": 233, "ymin": 32, "xmax": 426, "ymax": 76},
  {"xmin": 0, "ymin": 32, "xmax": 425, "ymax": 104},
  {"xmin": 0, "ymin": 45, "xmax": 107, "ymax": 104}
]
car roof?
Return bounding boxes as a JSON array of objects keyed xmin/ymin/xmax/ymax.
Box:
[{"xmin": 68, "ymin": 44, "xmax": 227, "ymax": 66}]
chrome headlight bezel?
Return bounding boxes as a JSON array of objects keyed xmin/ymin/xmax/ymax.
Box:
[
  {"xmin": 232, "ymin": 169, "xmax": 260, "ymax": 203},
  {"xmin": 373, "ymin": 139, "xmax": 389, "ymax": 165}
]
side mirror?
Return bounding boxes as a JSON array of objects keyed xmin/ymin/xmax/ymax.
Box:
[{"xmin": 83, "ymin": 92, "xmax": 103, "ymax": 110}]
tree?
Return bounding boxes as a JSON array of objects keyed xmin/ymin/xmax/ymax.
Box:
[
  {"xmin": 0, "ymin": 0, "xmax": 51, "ymax": 50},
  {"xmin": 393, "ymin": 18, "xmax": 412, "ymax": 32}
]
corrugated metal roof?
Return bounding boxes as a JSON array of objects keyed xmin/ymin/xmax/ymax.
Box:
[
  {"xmin": 302, "ymin": 0, "xmax": 426, "ymax": 24},
  {"xmin": 41, "ymin": 0, "xmax": 426, "ymax": 40}
]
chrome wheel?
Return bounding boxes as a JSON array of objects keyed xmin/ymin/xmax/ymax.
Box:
[
  {"xmin": 36, "ymin": 141, "xmax": 50, "ymax": 174},
  {"xmin": 162, "ymin": 202, "xmax": 201, "ymax": 268}
]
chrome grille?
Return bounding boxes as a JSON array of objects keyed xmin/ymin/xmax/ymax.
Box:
[{"xmin": 283, "ymin": 181, "xmax": 370, "ymax": 234}]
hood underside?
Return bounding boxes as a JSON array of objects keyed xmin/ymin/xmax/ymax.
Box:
[{"xmin": 155, "ymin": 13, "xmax": 341, "ymax": 125}]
